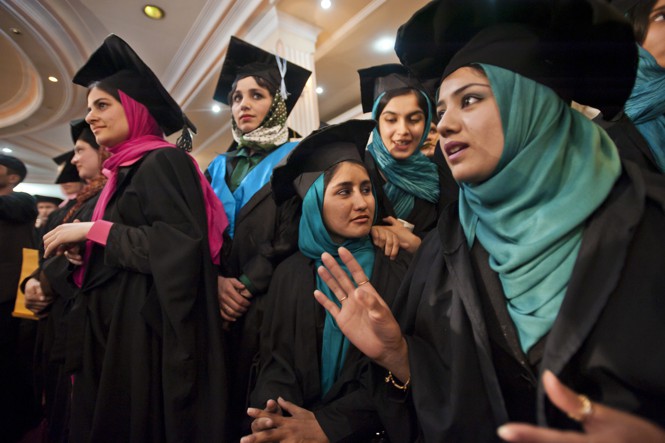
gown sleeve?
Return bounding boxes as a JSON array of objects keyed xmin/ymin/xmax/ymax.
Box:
[
  {"xmin": 240, "ymin": 195, "xmax": 302, "ymax": 295},
  {"xmin": 101, "ymin": 149, "xmax": 208, "ymax": 275}
]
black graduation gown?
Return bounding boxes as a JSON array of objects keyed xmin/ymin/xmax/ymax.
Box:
[
  {"xmin": 364, "ymin": 154, "xmax": 438, "ymax": 239},
  {"xmin": 0, "ymin": 192, "xmax": 38, "ymax": 442},
  {"xmin": 66, "ymin": 148, "xmax": 229, "ymax": 443},
  {"xmin": 372, "ymin": 161, "xmax": 665, "ymax": 442},
  {"xmin": 33, "ymin": 192, "xmax": 101, "ymax": 443},
  {"xmin": 208, "ymin": 152, "xmax": 301, "ymax": 439},
  {"xmin": 431, "ymin": 143, "xmax": 459, "ymax": 210},
  {"xmin": 251, "ymin": 249, "xmax": 411, "ymax": 443}
]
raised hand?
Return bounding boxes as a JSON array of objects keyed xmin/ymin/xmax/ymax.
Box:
[{"xmin": 314, "ymin": 247, "xmax": 409, "ymax": 381}]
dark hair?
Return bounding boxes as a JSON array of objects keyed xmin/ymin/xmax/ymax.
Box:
[
  {"xmin": 624, "ymin": 0, "xmax": 658, "ymax": 43},
  {"xmin": 323, "ymin": 159, "xmax": 368, "ymax": 192},
  {"xmin": 87, "ymin": 80, "xmax": 121, "ymax": 102},
  {"xmin": 228, "ymin": 75, "xmax": 277, "ymax": 104},
  {"xmin": 375, "ymin": 87, "xmax": 429, "ymax": 119}
]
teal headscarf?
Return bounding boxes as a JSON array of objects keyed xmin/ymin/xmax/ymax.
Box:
[
  {"xmin": 624, "ymin": 45, "xmax": 665, "ymax": 173},
  {"xmin": 298, "ymin": 174, "xmax": 375, "ymax": 395},
  {"xmin": 367, "ymin": 90, "xmax": 440, "ymax": 219},
  {"xmin": 459, "ymin": 64, "xmax": 621, "ymax": 352}
]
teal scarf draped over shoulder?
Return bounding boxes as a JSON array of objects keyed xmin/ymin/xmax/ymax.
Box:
[
  {"xmin": 367, "ymin": 91, "xmax": 440, "ymax": 219},
  {"xmin": 624, "ymin": 45, "xmax": 665, "ymax": 172},
  {"xmin": 459, "ymin": 64, "xmax": 621, "ymax": 352},
  {"xmin": 298, "ymin": 175, "xmax": 375, "ymax": 395}
]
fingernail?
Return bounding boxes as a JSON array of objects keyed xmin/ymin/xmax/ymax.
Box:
[
  {"xmin": 247, "ymin": 407, "xmax": 257, "ymax": 414},
  {"xmin": 497, "ymin": 425, "xmax": 514, "ymax": 440}
]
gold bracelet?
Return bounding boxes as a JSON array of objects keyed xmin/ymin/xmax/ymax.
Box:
[{"xmin": 384, "ymin": 371, "xmax": 410, "ymax": 390}]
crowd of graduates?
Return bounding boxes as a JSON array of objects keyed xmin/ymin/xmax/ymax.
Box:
[{"xmin": 1, "ymin": 0, "xmax": 664, "ymax": 442}]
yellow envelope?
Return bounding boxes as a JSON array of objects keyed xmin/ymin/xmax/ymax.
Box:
[{"xmin": 12, "ymin": 248, "xmax": 40, "ymax": 321}]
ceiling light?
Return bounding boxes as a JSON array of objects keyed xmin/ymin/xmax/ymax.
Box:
[
  {"xmin": 316, "ymin": 86, "xmax": 324, "ymax": 94},
  {"xmin": 212, "ymin": 104, "xmax": 221, "ymax": 113},
  {"xmin": 10, "ymin": 28, "xmax": 21, "ymax": 35},
  {"xmin": 2, "ymin": 147, "xmax": 13, "ymax": 153},
  {"xmin": 321, "ymin": 0, "xmax": 332, "ymax": 9},
  {"xmin": 143, "ymin": 5, "xmax": 165, "ymax": 20},
  {"xmin": 374, "ymin": 36, "xmax": 395, "ymax": 53},
  {"xmin": 48, "ymin": 76, "xmax": 58, "ymax": 83}
]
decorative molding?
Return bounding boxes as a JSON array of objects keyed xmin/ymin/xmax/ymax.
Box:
[
  {"xmin": 315, "ymin": 0, "xmax": 387, "ymax": 61},
  {"xmin": 0, "ymin": 32, "xmax": 43, "ymax": 128},
  {"xmin": 327, "ymin": 104, "xmax": 366, "ymax": 125},
  {"xmin": 166, "ymin": 0, "xmax": 265, "ymax": 107}
]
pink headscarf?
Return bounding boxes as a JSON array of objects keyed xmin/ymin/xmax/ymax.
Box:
[{"xmin": 74, "ymin": 90, "xmax": 227, "ymax": 287}]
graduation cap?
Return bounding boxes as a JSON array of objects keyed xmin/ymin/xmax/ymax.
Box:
[
  {"xmin": 213, "ymin": 36, "xmax": 311, "ymax": 116},
  {"xmin": 358, "ymin": 64, "xmax": 425, "ymax": 114},
  {"xmin": 72, "ymin": 34, "xmax": 196, "ymax": 140},
  {"xmin": 395, "ymin": 0, "xmax": 637, "ymax": 119},
  {"xmin": 0, "ymin": 154, "xmax": 27, "ymax": 182},
  {"xmin": 53, "ymin": 151, "xmax": 81, "ymax": 184},
  {"xmin": 70, "ymin": 119, "xmax": 99, "ymax": 149},
  {"xmin": 34, "ymin": 195, "xmax": 63, "ymax": 206},
  {"xmin": 272, "ymin": 119, "xmax": 376, "ymax": 204}
]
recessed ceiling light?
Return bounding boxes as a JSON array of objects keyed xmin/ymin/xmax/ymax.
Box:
[
  {"xmin": 212, "ymin": 104, "xmax": 221, "ymax": 113},
  {"xmin": 316, "ymin": 86, "xmax": 324, "ymax": 94},
  {"xmin": 48, "ymin": 76, "xmax": 58, "ymax": 83},
  {"xmin": 321, "ymin": 0, "xmax": 332, "ymax": 9},
  {"xmin": 374, "ymin": 36, "xmax": 395, "ymax": 53},
  {"xmin": 143, "ymin": 5, "xmax": 165, "ymax": 20},
  {"xmin": 2, "ymin": 147, "xmax": 13, "ymax": 153},
  {"xmin": 9, "ymin": 28, "xmax": 21, "ymax": 35}
]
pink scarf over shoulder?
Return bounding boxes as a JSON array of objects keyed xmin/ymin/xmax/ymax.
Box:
[{"xmin": 74, "ymin": 91, "xmax": 227, "ymax": 287}]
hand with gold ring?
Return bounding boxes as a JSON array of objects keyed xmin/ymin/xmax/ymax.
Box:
[
  {"xmin": 497, "ymin": 370, "xmax": 665, "ymax": 442},
  {"xmin": 314, "ymin": 246, "xmax": 410, "ymax": 383}
]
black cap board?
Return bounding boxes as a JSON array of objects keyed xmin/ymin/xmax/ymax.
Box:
[
  {"xmin": 213, "ymin": 36, "xmax": 312, "ymax": 116},
  {"xmin": 70, "ymin": 119, "xmax": 99, "ymax": 149},
  {"xmin": 35, "ymin": 195, "xmax": 63, "ymax": 206},
  {"xmin": 52, "ymin": 151, "xmax": 80, "ymax": 184},
  {"xmin": 395, "ymin": 0, "xmax": 638, "ymax": 119},
  {"xmin": 358, "ymin": 64, "xmax": 425, "ymax": 114},
  {"xmin": 272, "ymin": 119, "xmax": 376, "ymax": 204},
  {"xmin": 72, "ymin": 34, "xmax": 195, "ymax": 137}
]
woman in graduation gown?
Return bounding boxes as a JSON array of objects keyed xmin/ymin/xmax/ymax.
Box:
[
  {"xmin": 314, "ymin": 1, "xmax": 665, "ymax": 442},
  {"xmin": 611, "ymin": 0, "xmax": 665, "ymax": 173},
  {"xmin": 245, "ymin": 120, "xmax": 411, "ymax": 443},
  {"xmin": 23, "ymin": 120, "xmax": 108, "ymax": 442},
  {"xmin": 43, "ymin": 35, "xmax": 230, "ymax": 443},
  {"xmin": 205, "ymin": 36, "xmax": 311, "ymax": 438},
  {"xmin": 358, "ymin": 64, "xmax": 443, "ymax": 255}
]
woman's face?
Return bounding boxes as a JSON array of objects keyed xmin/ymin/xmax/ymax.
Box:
[
  {"xmin": 420, "ymin": 122, "xmax": 439, "ymax": 158},
  {"xmin": 378, "ymin": 92, "xmax": 426, "ymax": 160},
  {"xmin": 322, "ymin": 162, "xmax": 375, "ymax": 243},
  {"xmin": 86, "ymin": 87, "xmax": 129, "ymax": 148},
  {"xmin": 643, "ymin": 0, "xmax": 665, "ymax": 67},
  {"xmin": 436, "ymin": 67, "xmax": 504, "ymax": 184},
  {"xmin": 231, "ymin": 76, "xmax": 273, "ymax": 134},
  {"xmin": 72, "ymin": 139, "xmax": 102, "ymax": 181}
]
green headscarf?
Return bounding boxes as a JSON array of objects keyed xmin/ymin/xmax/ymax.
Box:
[
  {"xmin": 298, "ymin": 174, "xmax": 375, "ymax": 396},
  {"xmin": 459, "ymin": 64, "xmax": 621, "ymax": 352}
]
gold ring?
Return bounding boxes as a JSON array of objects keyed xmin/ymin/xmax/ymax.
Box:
[
  {"xmin": 357, "ymin": 279, "xmax": 370, "ymax": 287},
  {"xmin": 567, "ymin": 394, "xmax": 594, "ymax": 423},
  {"xmin": 339, "ymin": 295, "xmax": 348, "ymax": 302}
]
